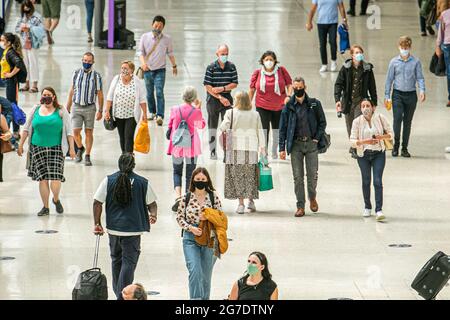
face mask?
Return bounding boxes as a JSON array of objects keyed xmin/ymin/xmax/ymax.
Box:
[
  {"xmin": 247, "ymin": 264, "xmax": 259, "ymax": 276},
  {"xmin": 121, "ymin": 69, "xmax": 130, "ymax": 76},
  {"xmin": 152, "ymin": 29, "xmax": 162, "ymax": 35},
  {"xmin": 24, "ymin": 9, "xmax": 31, "ymax": 13},
  {"xmin": 362, "ymin": 107, "xmax": 372, "ymax": 117},
  {"xmin": 83, "ymin": 62, "xmax": 93, "ymax": 70},
  {"xmin": 40, "ymin": 96, "xmax": 53, "ymax": 105},
  {"xmin": 264, "ymin": 60, "xmax": 274, "ymax": 70},
  {"xmin": 193, "ymin": 180, "xmax": 207, "ymax": 190},
  {"xmin": 294, "ymin": 88, "xmax": 305, "ymax": 98},
  {"xmin": 219, "ymin": 55, "xmax": 228, "ymax": 64},
  {"xmin": 0, "ymin": 42, "xmax": 5, "ymax": 50},
  {"xmin": 400, "ymin": 49, "xmax": 409, "ymax": 56},
  {"xmin": 354, "ymin": 53, "xmax": 364, "ymax": 62}
]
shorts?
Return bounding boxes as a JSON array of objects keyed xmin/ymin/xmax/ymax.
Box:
[
  {"xmin": 42, "ymin": 0, "xmax": 62, "ymax": 19},
  {"xmin": 71, "ymin": 104, "xmax": 96, "ymax": 129}
]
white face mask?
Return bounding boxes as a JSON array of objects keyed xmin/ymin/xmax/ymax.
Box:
[
  {"xmin": 264, "ymin": 60, "xmax": 274, "ymax": 70},
  {"xmin": 399, "ymin": 48, "xmax": 410, "ymax": 57},
  {"xmin": 362, "ymin": 107, "xmax": 373, "ymax": 117},
  {"xmin": 0, "ymin": 42, "xmax": 5, "ymax": 50}
]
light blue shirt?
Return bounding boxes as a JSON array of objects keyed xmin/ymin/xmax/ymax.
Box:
[
  {"xmin": 384, "ymin": 55, "xmax": 426, "ymax": 99},
  {"xmin": 312, "ymin": 0, "xmax": 343, "ymax": 24}
]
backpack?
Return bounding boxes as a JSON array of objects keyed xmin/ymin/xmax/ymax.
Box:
[
  {"xmin": 181, "ymin": 191, "xmax": 215, "ymax": 237},
  {"xmin": 172, "ymin": 106, "xmax": 195, "ymax": 148},
  {"xmin": 11, "ymin": 102, "xmax": 26, "ymax": 125}
]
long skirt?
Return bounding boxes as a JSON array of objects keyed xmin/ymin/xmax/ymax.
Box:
[{"xmin": 224, "ymin": 150, "xmax": 259, "ymax": 200}]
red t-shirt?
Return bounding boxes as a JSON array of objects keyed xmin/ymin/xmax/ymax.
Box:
[{"xmin": 250, "ymin": 66, "xmax": 292, "ymax": 111}]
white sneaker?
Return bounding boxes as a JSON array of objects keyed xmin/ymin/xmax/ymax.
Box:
[
  {"xmin": 376, "ymin": 211, "xmax": 386, "ymax": 221},
  {"xmin": 319, "ymin": 65, "xmax": 328, "ymax": 73},
  {"xmin": 147, "ymin": 113, "xmax": 155, "ymax": 121},
  {"xmin": 330, "ymin": 61, "xmax": 337, "ymax": 72},
  {"xmin": 445, "ymin": 146, "xmax": 450, "ymax": 153},
  {"xmin": 363, "ymin": 208, "xmax": 371, "ymax": 217},
  {"xmin": 247, "ymin": 201, "xmax": 256, "ymax": 212},
  {"xmin": 156, "ymin": 116, "xmax": 163, "ymax": 126},
  {"xmin": 236, "ymin": 205, "xmax": 245, "ymax": 214}
]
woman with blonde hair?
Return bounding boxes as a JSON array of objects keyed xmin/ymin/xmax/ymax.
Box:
[{"xmin": 219, "ymin": 91, "xmax": 266, "ymax": 214}]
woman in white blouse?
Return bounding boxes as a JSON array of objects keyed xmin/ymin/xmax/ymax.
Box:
[
  {"xmin": 219, "ymin": 91, "xmax": 266, "ymax": 214},
  {"xmin": 350, "ymin": 99, "xmax": 393, "ymax": 221},
  {"xmin": 105, "ymin": 61, "xmax": 147, "ymax": 153}
]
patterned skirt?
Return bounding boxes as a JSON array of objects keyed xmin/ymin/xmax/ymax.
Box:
[
  {"xmin": 224, "ymin": 150, "xmax": 259, "ymax": 200},
  {"xmin": 27, "ymin": 144, "xmax": 65, "ymax": 182}
]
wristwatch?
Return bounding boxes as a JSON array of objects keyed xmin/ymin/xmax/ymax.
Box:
[{"xmin": 172, "ymin": 65, "xmax": 177, "ymax": 68}]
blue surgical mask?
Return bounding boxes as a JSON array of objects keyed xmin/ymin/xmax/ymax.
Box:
[
  {"xmin": 83, "ymin": 62, "xmax": 93, "ymax": 70},
  {"xmin": 355, "ymin": 53, "xmax": 364, "ymax": 62},
  {"xmin": 400, "ymin": 49, "xmax": 410, "ymax": 57},
  {"xmin": 219, "ymin": 55, "xmax": 228, "ymax": 64}
]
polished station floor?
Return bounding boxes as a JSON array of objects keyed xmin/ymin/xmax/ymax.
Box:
[{"xmin": 1, "ymin": 0, "xmax": 450, "ymax": 300}]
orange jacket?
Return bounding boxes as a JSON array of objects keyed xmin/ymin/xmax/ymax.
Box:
[{"xmin": 195, "ymin": 208, "xmax": 228, "ymax": 256}]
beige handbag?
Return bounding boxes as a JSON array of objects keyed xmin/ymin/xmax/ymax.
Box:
[
  {"xmin": 379, "ymin": 115, "xmax": 393, "ymax": 150},
  {"xmin": 136, "ymin": 36, "xmax": 162, "ymax": 79}
]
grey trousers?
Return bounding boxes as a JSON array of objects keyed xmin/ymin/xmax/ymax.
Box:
[{"xmin": 290, "ymin": 139, "xmax": 319, "ymax": 209}]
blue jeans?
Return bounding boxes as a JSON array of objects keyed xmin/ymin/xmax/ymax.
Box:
[
  {"xmin": 173, "ymin": 156, "xmax": 197, "ymax": 192},
  {"xmin": 441, "ymin": 44, "xmax": 450, "ymax": 100},
  {"xmin": 109, "ymin": 234, "xmax": 141, "ymax": 300},
  {"xmin": 144, "ymin": 69, "xmax": 166, "ymax": 118},
  {"xmin": 357, "ymin": 150, "xmax": 386, "ymax": 212},
  {"xmin": 392, "ymin": 90, "xmax": 417, "ymax": 149},
  {"xmin": 85, "ymin": 0, "xmax": 94, "ymax": 34},
  {"xmin": 183, "ymin": 230, "xmax": 216, "ymax": 300}
]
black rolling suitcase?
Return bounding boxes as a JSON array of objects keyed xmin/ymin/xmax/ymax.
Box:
[
  {"xmin": 411, "ymin": 251, "xmax": 450, "ymax": 300},
  {"xmin": 72, "ymin": 235, "xmax": 108, "ymax": 300}
]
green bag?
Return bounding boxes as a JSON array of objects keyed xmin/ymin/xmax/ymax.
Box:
[{"xmin": 258, "ymin": 161, "xmax": 273, "ymax": 191}]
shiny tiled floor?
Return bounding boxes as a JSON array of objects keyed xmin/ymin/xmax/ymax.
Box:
[{"xmin": 1, "ymin": 0, "xmax": 450, "ymax": 300}]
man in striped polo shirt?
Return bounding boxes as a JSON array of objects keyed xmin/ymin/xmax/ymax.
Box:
[
  {"xmin": 66, "ymin": 52, "xmax": 104, "ymax": 166},
  {"xmin": 203, "ymin": 44, "xmax": 239, "ymax": 160}
]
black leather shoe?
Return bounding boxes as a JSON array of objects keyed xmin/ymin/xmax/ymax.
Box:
[
  {"xmin": 347, "ymin": 9, "xmax": 355, "ymax": 16},
  {"xmin": 53, "ymin": 199, "xmax": 64, "ymax": 214},
  {"xmin": 392, "ymin": 149, "xmax": 399, "ymax": 157},
  {"xmin": 37, "ymin": 207, "xmax": 50, "ymax": 217},
  {"xmin": 427, "ymin": 26, "xmax": 435, "ymax": 35},
  {"xmin": 401, "ymin": 149, "xmax": 411, "ymax": 158}
]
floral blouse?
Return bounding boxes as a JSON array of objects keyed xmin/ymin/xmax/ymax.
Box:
[{"xmin": 176, "ymin": 191, "xmax": 222, "ymax": 231}]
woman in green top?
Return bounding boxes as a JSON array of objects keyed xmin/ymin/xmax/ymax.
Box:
[{"xmin": 18, "ymin": 87, "xmax": 75, "ymax": 216}]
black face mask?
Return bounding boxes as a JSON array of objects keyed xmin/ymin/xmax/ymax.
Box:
[
  {"xmin": 193, "ymin": 181, "xmax": 207, "ymax": 190},
  {"xmin": 40, "ymin": 96, "xmax": 53, "ymax": 105},
  {"xmin": 294, "ymin": 88, "xmax": 305, "ymax": 98}
]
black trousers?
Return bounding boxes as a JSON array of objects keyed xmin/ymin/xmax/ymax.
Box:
[
  {"xmin": 207, "ymin": 97, "xmax": 229, "ymax": 153},
  {"xmin": 0, "ymin": 153, "xmax": 3, "ymax": 182},
  {"xmin": 392, "ymin": 90, "xmax": 417, "ymax": 150},
  {"xmin": 5, "ymin": 78, "xmax": 19, "ymax": 133},
  {"xmin": 116, "ymin": 118, "xmax": 137, "ymax": 153},
  {"xmin": 317, "ymin": 23, "xmax": 337, "ymax": 65},
  {"xmin": 256, "ymin": 107, "xmax": 281, "ymax": 154},
  {"xmin": 418, "ymin": 0, "xmax": 426, "ymax": 32},
  {"xmin": 349, "ymin": 0, "xmax": 369, "ymax": 14},
  {"xmin": 109, "ymin": 234, "xmax": 141, "ymax": 300}
]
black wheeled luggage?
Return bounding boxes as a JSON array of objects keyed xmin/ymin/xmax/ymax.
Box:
[
  {"xmin": 411, "ymin": 251, "xmax": 450, "ymax": 300},
  {"xmin": 72, "ymin": 235, "xmax": 108, "ymax": 300}
]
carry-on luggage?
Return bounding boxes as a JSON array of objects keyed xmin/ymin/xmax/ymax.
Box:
[
  {"xmin": 411, "ymin": 251, "xmax": 450, "ymax": 300},
  {"xmin": 72, "ymin": 235, "xmax": 108, "ymax": 300}
]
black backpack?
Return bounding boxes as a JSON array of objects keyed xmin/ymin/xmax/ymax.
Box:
[{"xmin": 72, "ymin": 235, "xmax": 108, "ymax": 300}]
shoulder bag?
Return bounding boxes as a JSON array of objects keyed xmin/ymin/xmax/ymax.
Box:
[{"xmin": 136, "ymin": 35, "xmax": 162, "ymax": 79}]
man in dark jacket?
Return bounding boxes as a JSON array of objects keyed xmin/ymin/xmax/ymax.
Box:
[
  {"xmin": 334, "ymin": 45, "xmax": 377, "ymax": 158},
  {"xmin": 279, "ymin": 77, "xmax": 327, "ymax": 218},
  {"xmin": 93, "ymin": 153, "xmax": 158, "ymax": 300}
]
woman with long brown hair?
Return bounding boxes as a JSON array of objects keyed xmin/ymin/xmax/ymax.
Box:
[{"xmin": 18, "ymin": 87, "xmax": 75, "ymax": 216}]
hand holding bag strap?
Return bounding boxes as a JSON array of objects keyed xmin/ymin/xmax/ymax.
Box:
[{"xmin": 137, "ymin": 35, "xmax": 162, "ymax": 76}]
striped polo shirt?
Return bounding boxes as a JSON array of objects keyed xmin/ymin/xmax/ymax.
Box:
[
  {"xmin": 203, "ymin": 60, "xmax": 238, "ymax": 104},
  {"xmin": 72, "ymin": 68, "xmax": 103, "ymax": 106}
]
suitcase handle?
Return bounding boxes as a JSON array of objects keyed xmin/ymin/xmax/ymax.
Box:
[{"xmin": 93, "ymin": 234, "xmax": 101, "ymax": 269}]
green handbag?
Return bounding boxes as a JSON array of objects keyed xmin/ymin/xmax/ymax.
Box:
[{"xmin": 258, "ymin": 161, "xmax": 273, "ymax": 191}]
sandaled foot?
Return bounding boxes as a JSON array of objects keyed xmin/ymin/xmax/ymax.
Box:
[{"xmin": 29, "ymin": 87, "xmax": 39, "ymax": 93}]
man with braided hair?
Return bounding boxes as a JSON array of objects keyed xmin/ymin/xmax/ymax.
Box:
[{"xmin": 93, "ymin": 152, "xmax": 158, "ymax": 300}]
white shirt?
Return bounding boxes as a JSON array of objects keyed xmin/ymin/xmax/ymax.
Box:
[{"xmin": 94, "ymin": 176, "xmax": 157, "ymax": 236}]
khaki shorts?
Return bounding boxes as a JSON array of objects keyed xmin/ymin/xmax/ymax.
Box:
[
  {"xmin": 42, "ymin": 0, "xmax": 62, "ymax": 19},
  {"xmin": 71, "ymin": 104, "xmax": 96, "ymax": 129}
]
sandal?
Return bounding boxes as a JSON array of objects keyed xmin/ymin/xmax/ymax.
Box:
[
  {"xmin": 19, "ymin": 86, "xmax": 30, "ymax": 92},
  {"xmin": 29, "ymin": 87, "xmax": 39, "ymax": 93}
]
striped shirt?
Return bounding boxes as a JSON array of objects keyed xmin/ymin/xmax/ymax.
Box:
[
  {"xmin": 72, "ymin": 68, "xmax": 103, "ymax": 106},
  {"xmin": 203, "ymin": 60, "xmax": 238, "ymax": 103}
]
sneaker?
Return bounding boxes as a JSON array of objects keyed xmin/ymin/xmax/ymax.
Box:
[
  {"xmin": 210, "ymin": 151, "xmax": 218, "ymax": 160},
  {"xmin": 85, "ymin": 155, "xmax": 92, "ymax": 166},
  {"xmin": 330, "ymin": 61, "xmax": 338, "ymax": 72},
  {"xmin": 247, "ymin": 201, "xmax": 256, "ymax": 212},
  {"xmin": 52, "ymin": 199, "xmax": 64, "ymax": 214},
  {"xmin": 319, "ymin": 65, "xmax": 328, "ymax": 73},
  {"xmin": 37, "ymin": 207, "xmax": 50, "ymax": 217},
  {"xmin": 76, "ymin": 146, "xmax": 85, "ymax": 163},
  {"xmin": 148, "ymin": 113, "xmax": 155, "ymax": 121},
  {"xmin": 236, "ymin": 204, "xmax": 245, "ymax": 214},
  {"xmin": 156, "ymin": 116, "xmax": 163, "ymax": 126},
  {"xmin": 401, "ymin": 149, "xmax": 411, "ymax": 158},
  {"xmin": 421, "ymin": 31, "xmax": 427, "ymax": 37},
  {"xmin": 88, "ymin": 34, "xmax": 93, "ymax": 43},
  {"xmin": 376, "ymin": 211, "xmax": 385, "ymax": 221},
  {"xmin": 445, "ymin": 147, "xmax": 450, "ymax": 153},
  {"xmin": 363, "ymin": 208, "xmax": 372, "ymax": 217}
]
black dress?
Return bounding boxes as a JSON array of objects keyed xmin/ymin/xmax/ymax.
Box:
[{"xmin": 237, "ymin": 275, "xmax": 277, "ymax": 300}]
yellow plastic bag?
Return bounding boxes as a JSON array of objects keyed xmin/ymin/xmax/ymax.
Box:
[{"xmin": 134, "ymin": 121, "xmax": 151, "ymax": 154}]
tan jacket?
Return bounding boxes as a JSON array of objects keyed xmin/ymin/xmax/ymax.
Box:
[{"xmin": 195, "ymin": 208, "xmax": 228, "ymax": 257}]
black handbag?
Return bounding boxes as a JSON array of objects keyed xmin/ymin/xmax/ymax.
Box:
[
  {"xmin": 429, "ymin": 53, "xmax": 446, "ymax": 77},
  {"xmin": 103, "ymin": 107, "xmax": 116, "ymax": 131},
  {"xmin": 318, "ymin": 133, "xmax": 331, "ymax": 154}
]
